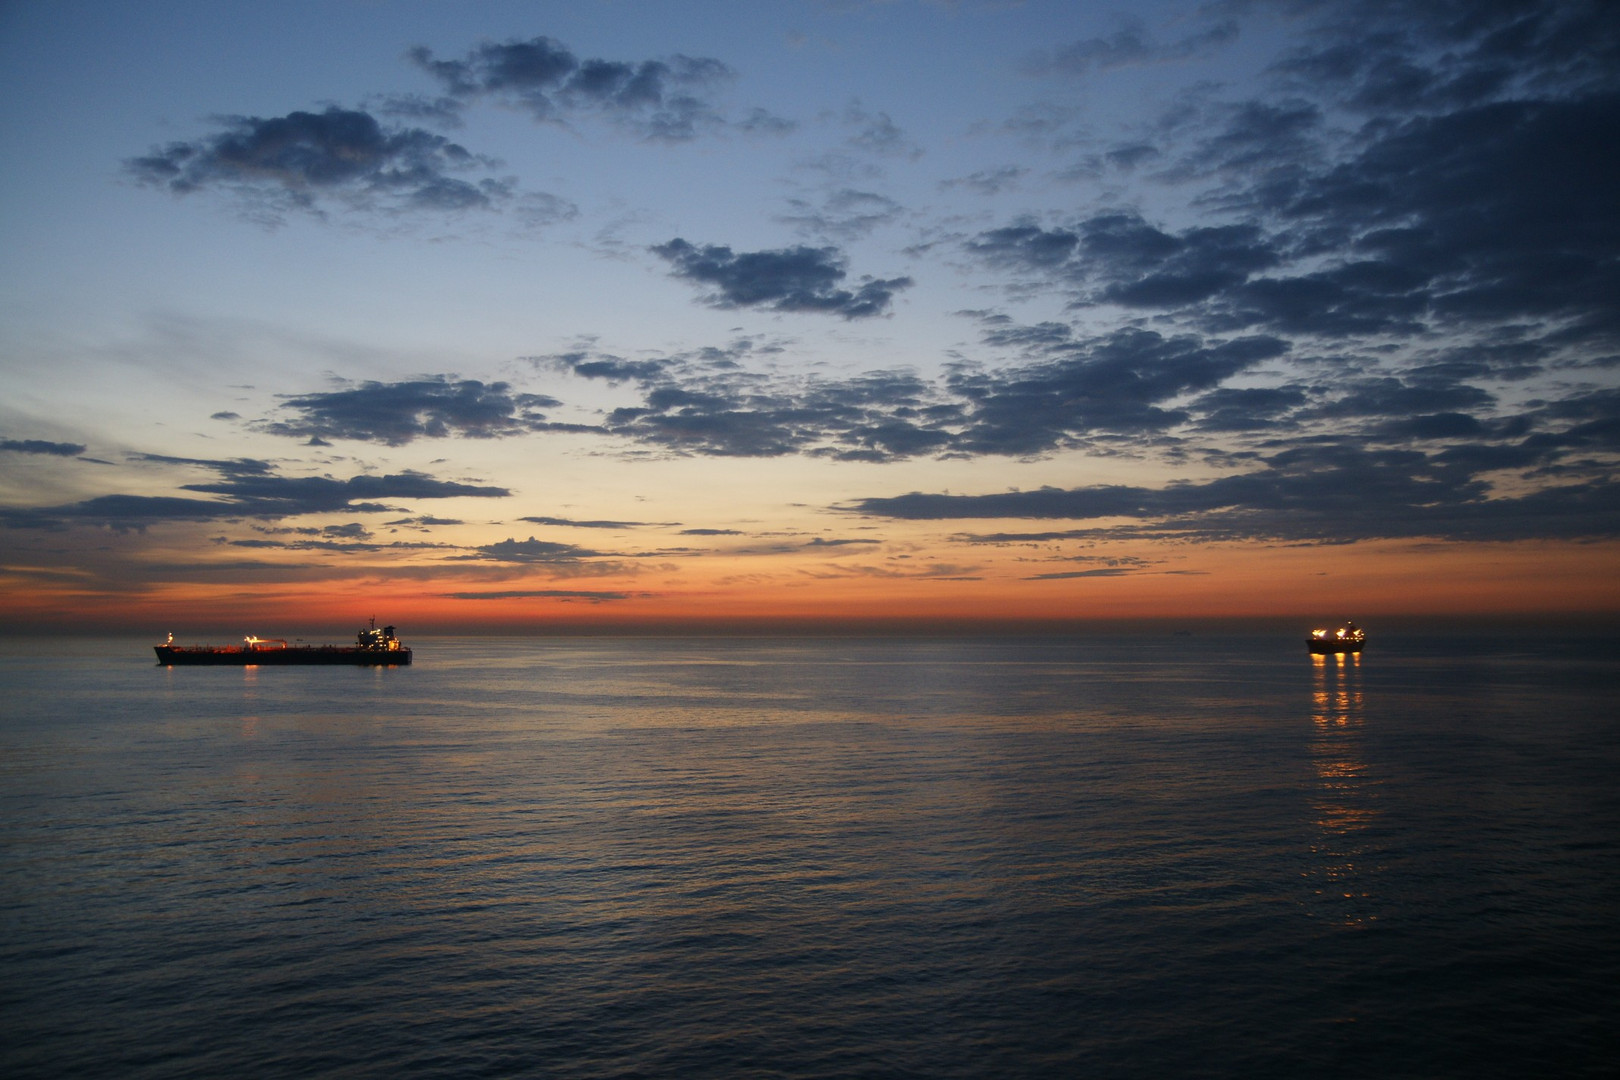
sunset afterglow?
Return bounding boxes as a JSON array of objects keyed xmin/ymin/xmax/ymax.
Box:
[{"xmin": 3, "ymin": 1, "xmax": 1617, "ymax": 634}]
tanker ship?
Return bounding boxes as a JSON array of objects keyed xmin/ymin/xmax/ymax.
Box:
[
  {"xmin": 155, "ymin": 620, "xmax": 412, "ymax": 666},
  {"xmin": 1307, "ymin": 621, "xmax": 1365, "ymax": 654}
]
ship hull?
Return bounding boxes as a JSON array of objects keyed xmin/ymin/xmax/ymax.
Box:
[
  {"xmin": 1307, "ymin": 640, "xmax": 1363, "ymax": 654},
  {"xmin": 155, "ymin": 646, "xmax": 411, "ymax": 666}
]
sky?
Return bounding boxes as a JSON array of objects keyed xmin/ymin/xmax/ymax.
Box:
[{"xmin": 1, "ymin": 0, "xmax": 1617, "ymax": 635}]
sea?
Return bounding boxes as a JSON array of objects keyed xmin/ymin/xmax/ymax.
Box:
[{"xmin": 2, "ymin": 628, "xmax": 1617, "ymax": 1078}]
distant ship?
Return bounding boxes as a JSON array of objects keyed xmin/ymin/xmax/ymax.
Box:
[
  {"xmin": 1307, "ymin": 621, "xmax": 1365, "ymax": 653},
  {"xmin": 155, "ymin": 620, "xmax": 412, "ymax": 666}
]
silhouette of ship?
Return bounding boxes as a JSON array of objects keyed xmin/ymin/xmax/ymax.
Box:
[
  {"xmin": 155, "ymin": 619, "xmax": 411, "ymax": 666},
  {"xmin": 1307, "ymin": 621, "xmax": 1365, "ymax": 653}
]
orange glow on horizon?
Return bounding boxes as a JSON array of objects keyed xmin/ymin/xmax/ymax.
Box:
[{"xmin": 3, "ymin": 534, "xmax": 1617, "ymax": 634}]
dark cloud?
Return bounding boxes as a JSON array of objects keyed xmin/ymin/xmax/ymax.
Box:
[
  {"xmin": 964, "ymin": 213, "xmax": 1281, "ymax": 309},
  {"xmin": 547, "ymin": 324, "xmax": 1289, "ymax": 461},
  {"xmin": 849, "ymin": 440, "xmax": 1620, "ymax": 543},
  {"xmin": 1025, "ymin": 567, "xmax": 1136, "ymax": 579},
  {"xmin": 965, "ymin": 223, "xmax": 1079, "ymax": 269},
  {"xmin": 384, "ymin": 515, "xmax": 464, "ymax": 527},
  {"xmin": 966, "ymin": 95, "xmax": 1617, "ymax": 373},
  {"xmin": 804, "ymin": 537, "xmax": 880, "ymax": 548},
  {"xmin": 1247, "ymin": 94, "xmax": 1620, "ymax": 345},
  {"xmin": 551, "ymin": 354, "xmax": 670, "ymax": 384},
  {"xmin": 409, "ymin": 36, "xmax": 735, "ymax": 142},
  {"xmin": 472, "ymin": 536, "xmax": 604, "ymax": 563},
  {"xmin": 3, "ymin": 461, "xmax": 507, "ymax": 532},
  {"xmin": 1187, "ymin": 386, "xmax": 1308, "ymax": 432},
  {"xmin": 651, "ymin": 239, "xmax": 912, "ymax": 318},
  {"xmin": 1268, "ymin": 0, "xmax": 1620, "ymax": 114},
  {"xmin": 601, "ymin": 365, "xmax": 945, "ymax": 459},
  {"xmin": 960, "ymin": 0, "xmax": 1619, "ymax": 456},
  {"xmin": 127, "ymin": 107, "xmax": 512, "ymax": 217},
  {"xmin": 129, "ymin": 453, "xmax": 274, "ymax": 475},
  {"xmin": 1, "ymin": 439, "xmax": 86, "ymax": 456},
  {"xmin": 215, "ymin": 535, "xmax": 449, "ymax": 554},
  {"xmin": 518, "ymin": 516, "xmax": 650, "ymax": 529},
  {"xmin": 947, "ymin": 326, "xmax": 1288, "ymax": 454},
  {"xmin": 460, "ymin": 536, "xmax": 660, "ymax": 578},
  {"xmin": 256, "ymin": 377, "xmax": 573, "ymax": 445}
]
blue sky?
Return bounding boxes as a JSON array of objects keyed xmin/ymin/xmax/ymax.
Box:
[{"xmin": 2, "ymin": 0, "xmax": 1617, "ymax": 630}]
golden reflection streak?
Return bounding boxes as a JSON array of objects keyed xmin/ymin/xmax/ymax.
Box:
[{"xmin": 1309, "ymin": 650, "xmax": 1375, "ymax": 925}]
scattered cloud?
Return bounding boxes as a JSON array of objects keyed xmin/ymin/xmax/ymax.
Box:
[
  {"xmin": 840, "ymin": 101, "xmax": 922, "ymax": 160},
  {"xmin": 471, "ymin": 536, "xmax": 604, "ymax": 563},
  {"xmin": 777, "ymin": 188, "xmax": 905, "ymax": 241},
  {"xmin": 518, "ymin": 515, "xmax": 652, "ymax": 529},
  {"xmin": 651, "ymin": 239, "xmax": 912, "ymax": 318},
  {"xmin": 2, "ymin": 458, "xmax": 508, "ymax": 532},
  {"xmin": 1, "ymin": 439, "xmax": 86, "ymax": 456},
  {"xmin": 1025, "ymin": 15, "xmax": 1239, "ymax": 77},
  {"xmin": 849, "ymin": 441, "xmax": 1620, "ymax": 543},
  {"xmin": 408, "ymin": 35, "xmax": 737, "ymax": 142},
  {"xmin": 255, "ymin": 376, "xmax": 579, "ymax": 445},
  {"xmin": 127, "ymin": 107, "xmax": 514, "ymax": 219},
  {"xmin": 385, "ymin": 515, "xmax": 465, "ymax": 527},
  {"xmin": 940, "ymin": 166, "xmax": 1027, "ymax": 196}
]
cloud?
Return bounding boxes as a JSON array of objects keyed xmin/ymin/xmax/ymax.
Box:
[
  {"xmin": 651, "ymin": 238, "xmax": 912, "ymax": 318},
  {"xmin": 777, "ymin": 188, "xmax": 905, "ymax": 241},
  {"xmin": 737, "ymin": 107, "xmax": 797, "ymax": 136},
  {"xmin": 960, "ymin": 0, "xmax": 1619, "ymax": 445},
  {"xmin": 545, "ymin": 324, "xmax": 1288, "ymax": 461},
  {"xmin": 384, "ymin": 515, "xmax": 464, "ymax": 527},
  {"xmin": 848, "ymin": 441, "xmax": 1620, "ymax": 543},
  {"xmin": 214, "ymin": 535, "xmax": 450, "ymax": 554},
  {"xmin": 947, "ymin": 325, "xmax": 1288, "ymax": 453},
  {"xmin": 840, "ymin": 101, "xmax": 922, "ymax": 160},
  {"xmin": 1, "ymin": 439, "xmax": 86, "ymax": 456},
  {"xmin": 968, "ymin": 93, "xmax": 1619, "ymax": 354},
  {"xmin": 471, "ymin": 536, "xmax": 604, "ymax": 563},
  {"xmin": 460, "ymin": 535, "xmax": 658, "ymax": 579},
  {"xmin": 1268, "ymin": 1, "xmax": 1618, "ymax": 114},
  {"xmin": 129, "ymin": 453, "xmax": 274, "ymax": 475},
  {"xmin": 518, "ymin": 516, "xmax": 651, "ymax": 529},
  {"xmin": 1025, "ymin": 567, "xmax": 1136, "ymax": 579},
  {"xmin": 1026, "ymin": 15, "xmax": 1239, "ymax": 77},
  {"xmin": 255, "ymin": 377, "xmax": 576, "ymax": 445},
  {"xmin": 441, "ymin": 589, "xmax": 632, "ymax": 602},
  {"xmin": 3, "ymin": 461, "xmax": 508, "ymax": 532},
  {"xmin": 408, "ymin": 36, "xmax": 736, "ymax": 142},
  {"xmin": 940, "ymin": 166, "xmax": 1027, "ymax": 196},
  {"xmin": 127, "ymin": 107, "xmax": 513, "ymax": 218},
  {"xmin": 599, "ymin": 363, "xmax": 946, "ymax": 459}
]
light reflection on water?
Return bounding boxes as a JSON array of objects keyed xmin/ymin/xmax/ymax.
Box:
[
  {"xmin": 1309, "ymin": 651, "xmax": 1375, "ymax": 925},
  {"xmin": 1, "ymin": 633, "xmax": 1617, "ymax": 1079}
]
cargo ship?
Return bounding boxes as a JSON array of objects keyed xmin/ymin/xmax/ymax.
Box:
[
  {"xmin": 155, "ymin": 620, "xmax": 412, "ymax": 666},
  {"xmin": 1307, "ymin": 621, "xmax": 1365, "ymax": 654}
]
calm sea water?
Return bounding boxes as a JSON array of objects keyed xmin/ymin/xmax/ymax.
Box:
[{"xmin": 2, "ymin": 631, "xmax": 1617, "ymax": 1078}]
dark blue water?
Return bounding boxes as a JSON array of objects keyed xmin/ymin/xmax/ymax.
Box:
[{"xmin": 2, "ymin": 632, "xmax": 1617, "ymax": 1078}]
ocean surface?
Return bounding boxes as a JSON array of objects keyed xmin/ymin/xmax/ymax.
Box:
[{"xmin": 2, "ymin": 629, "xmax": 1617, "ymax": 1078}]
